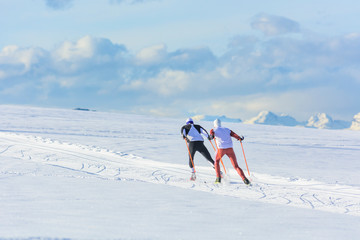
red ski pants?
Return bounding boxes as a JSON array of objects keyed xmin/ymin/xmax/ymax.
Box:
[{"xmin": 215, "ymin": 148, "xmax": 246, "ymax": 180}]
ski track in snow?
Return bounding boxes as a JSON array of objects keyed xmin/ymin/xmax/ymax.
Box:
[{"xmin": 1, "ymin": 132, "xmax": 360, "ymax": 216}]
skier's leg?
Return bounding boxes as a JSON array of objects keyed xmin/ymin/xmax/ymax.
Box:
[
  {"xmin": 198, "ymin": 142, "xmax": 215, "ymax": 166},
  {"xmin": 188, "ymin": 142, "xmax": 196, "ymax": 169},
  {"xmin": 215, "ymin": 149, "xmax": 224, "ymax": 178},
  {"xmin": 227, "ymin": 148, "xmax": 246, "ymax": 180}
]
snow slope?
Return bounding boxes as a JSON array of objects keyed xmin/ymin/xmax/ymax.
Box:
[{"xmin": 1, "ymin": 105, "xmax": 360, "ymax": 239}]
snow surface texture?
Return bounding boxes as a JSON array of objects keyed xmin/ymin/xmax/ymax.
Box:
[{"xmin": 1, "ymin": 105, "xmax": 360, "ymax": 240}]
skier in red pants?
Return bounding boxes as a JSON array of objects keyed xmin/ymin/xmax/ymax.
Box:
[{"xmin": 209, "ymin": 119, "xmax": 250, "ymax": 185}]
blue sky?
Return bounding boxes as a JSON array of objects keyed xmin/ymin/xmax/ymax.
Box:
[{"xmin": 1, "ymin": 0, "xmax": 360, "ymax": 121}]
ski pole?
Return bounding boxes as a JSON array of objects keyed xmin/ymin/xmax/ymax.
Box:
[
  {"xmin": 209, "ymin": 139, "xmax": 227, "ymax": 174},
  {"xmin": 184, "ymin": 138, "xmax": 196, "ymax": 173},
  {"xmin": 240, "ymin": 141, "xmax": 250, "ymax": 176}
]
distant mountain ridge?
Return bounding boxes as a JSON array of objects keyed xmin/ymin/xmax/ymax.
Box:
[
  {"xmin": 193, "ymin": 111, "xmax": 359, "ymax": 130},
  {"xmin": 244, "ymin": 111, "xmax": 299, "ymax": 126},
  {"xmin": 350, "ymin": 113, "xmax": 360, "ymax": 130},
  {"xmin": 306, "ymin": 113, "xmax": 351, "ymax": 129}
]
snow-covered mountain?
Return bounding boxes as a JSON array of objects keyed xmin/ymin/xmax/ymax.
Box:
[
  {"xmin": 238, "ymin": 111, "xmax": 355, "ymax": 130},
  {"xmin": 350, "ymin": 112, "xmax": 360, "ymax": 130},
  {"xmin": 192, "ymin": 114, "xmax": 242, "ymax": 123},
  {"xmin": 244, "ymin": 111, "xmax": 300, "ymax": 126},
  {"xmin": 306, "ymin": 113, "xmax": 351, "ymax": 129}
]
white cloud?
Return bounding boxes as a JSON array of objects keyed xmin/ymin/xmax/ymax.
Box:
[
  {"xmin": 53, "ymin": 36, "xmax": 126, "ymax": 61},
  {"xmin": 0, "ymin": 45, "xmax": 42, "ymax": 70},
  {"xmin": 0, "ymin": 45, "xmax": 47, "ymax": 78},
  {"xmin": 54, "ymin": 37, "xmax": 94, "ymax": 61},
  {"xmin": 147, "ymin": 69, "xmax": 191, "ymax": 96},
  {"xmin": 120, "ymin": 69, "xmax": 191, "ymax": 96},
  {"xmin": 51, "ymin": 36, "xmax": 127, "ymax": 74},
  {"xmin": 251, "ymin": 13, "xmax": 300, "ymax": 36},
  {"xmin": 1, "ymin": 29, "xmax": 360, "ymax": 120},
  {"xmin": 135, "ymin": 44, "xmax": 167, "ymax": 65}
]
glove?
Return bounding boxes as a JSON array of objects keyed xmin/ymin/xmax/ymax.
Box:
[
  {"xmin": 239, "ymin": 136, "xmax": 244, "ymax": 141},
  {"xmin": 182, "ymin": 135, "xmax": 186, "ymax": 139},
  {"xmin": 208, "ymin": 135, "xmax": 212, "ymax": 140}
]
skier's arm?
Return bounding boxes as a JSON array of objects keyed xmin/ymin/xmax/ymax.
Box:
[
  {"xmin": 209, "ymin": 129, "xmax": 215, "ymax": 140},
  {"xmin": 200, "ymin": 126, "xmax": 212, "ymax": 140},
  {"xmin": 230, "ymin": 130, "xmax": 244, "ymax": 141},
  {"xmin": 180, "ymin": 126, "xmax": 186, "ymax": 139}
]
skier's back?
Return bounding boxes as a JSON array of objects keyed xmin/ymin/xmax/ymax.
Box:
[
  {"xmin": 210, "ymin": 119, "xmax": 250, "ymax": 185},
  {"xmin": 181, "ymin": 118, "xmax": 215, "ymax": 180}
]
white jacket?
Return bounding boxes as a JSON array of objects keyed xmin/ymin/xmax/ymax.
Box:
[
  {"xmin": 212, "ymin": 127, "xmax": 233, "ymax": 149},
  {"xmin": 181, "ymin": 124, "xmax": 209, "ymax": 142}
]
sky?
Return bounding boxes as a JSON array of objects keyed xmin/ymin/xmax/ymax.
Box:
[{"xmin": 1, "ymin": 0, "xmax": 360, "ymax": 121}]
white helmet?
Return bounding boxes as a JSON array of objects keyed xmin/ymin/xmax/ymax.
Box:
[{"xmin": 214, "ymin": 118, "xmax": 221, "ymax": 127}]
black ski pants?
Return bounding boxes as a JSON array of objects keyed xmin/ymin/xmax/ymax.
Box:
[{"xmin": 188, "ymin": 141, "xmax": 214, "ymax": 168}]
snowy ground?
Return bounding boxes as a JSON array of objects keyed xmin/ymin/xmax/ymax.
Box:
[{"xmin": 0, "ymin": 105, "xmax": 360, "ymax": 240}]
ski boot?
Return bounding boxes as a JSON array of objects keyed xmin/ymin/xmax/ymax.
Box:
[
  {"xmin": 243, "ymin": 177, "xmax": 250, "ymax": 185},
  {"xmin": 215, "ymin": 177, "xmax": 221, "ymax": 184}
]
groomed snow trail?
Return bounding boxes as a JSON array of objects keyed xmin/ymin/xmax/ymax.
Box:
[{"xmin": 1, "ymin": 132, "xmax": 359, "ymax": 216}]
